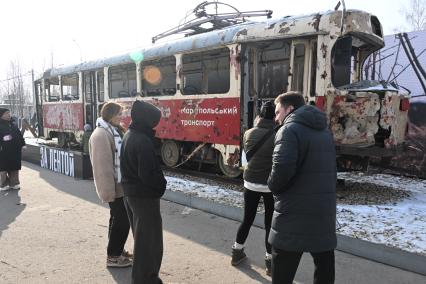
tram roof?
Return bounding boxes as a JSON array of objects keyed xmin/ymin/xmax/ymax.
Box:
[{"xmin": 43, "ymin": 9, "xmax": 373, "ymax": 78}]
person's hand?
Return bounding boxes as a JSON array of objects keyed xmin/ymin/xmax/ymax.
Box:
[{"xmin": 22, "ymin": 146, "xmax": 27, "ymax": 150}]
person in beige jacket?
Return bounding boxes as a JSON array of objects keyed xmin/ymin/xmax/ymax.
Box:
[{"xmin": 89, "ymin": 102, "xmax": 132, "ymax": 268}]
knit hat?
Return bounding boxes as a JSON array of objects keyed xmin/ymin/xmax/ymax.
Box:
[
  {"xmin": 259, "ymin": 101, "xmax": 275, "ymax": 120},
  {"xmin": 0, "ymin": 108, "xmax": 10, "ymax": 118},
  {"xmin": 131, "ymin": 100, "xmax": 161, "ymax": 128}
]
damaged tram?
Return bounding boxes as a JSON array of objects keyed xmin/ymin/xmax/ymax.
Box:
[{"xmin": 34, "ymin": 8, "xmax": 409, "ymax": 177}]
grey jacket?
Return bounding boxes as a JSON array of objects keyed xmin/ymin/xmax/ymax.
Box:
[{"xmin": 267, "ymin": 105, "xmax": 337, "ymax": 252}]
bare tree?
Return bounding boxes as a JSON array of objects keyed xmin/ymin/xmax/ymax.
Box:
[
  {"xmin": 0, "ymin": 59, "xmax": 33, "ymax": 119},
  {"xmin": 401, "ymin": 0, "xmax": 426, "ymax": 32}
]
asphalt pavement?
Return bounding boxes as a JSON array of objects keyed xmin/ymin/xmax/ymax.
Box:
[{"xmin": 0, "ymin": 162, "xmax": 425, "ymax": 283}]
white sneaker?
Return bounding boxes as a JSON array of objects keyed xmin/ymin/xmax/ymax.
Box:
[
  {"xmin": 0, "ymin": 186, "xmax": 9, "ymax": 191},
  {"xmin": 10, "ymin": 184, "xmax": 20, "ymax": 190}
]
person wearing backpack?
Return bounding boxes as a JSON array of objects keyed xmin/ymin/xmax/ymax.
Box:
[{"xmin": 231, "ymin": 101, "xmax": 276, "ymax": 276}]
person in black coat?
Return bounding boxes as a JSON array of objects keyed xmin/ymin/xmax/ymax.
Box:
[
  {"xmin": 231, "ymin": 101, "xmax": 275, "ymax": 276},
  {"xmin": 268, "ymin": 92, "xmax": 337, "ymax": 284},
  {"xmin": 120, "ymin": 100, "xmax": 166, "ymax": 284},
  {"xmin": 0, "ymin": 108, "xmax": 26, "ymax": 190}
]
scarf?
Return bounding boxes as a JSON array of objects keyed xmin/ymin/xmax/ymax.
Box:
[{"xmin": 96, "ymin": 117, "xmax": 122, "ymax": 183}]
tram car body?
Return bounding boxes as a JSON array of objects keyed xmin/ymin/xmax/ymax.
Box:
[{"xmin": 34, "ymin": 9, "xmax": 410, "ymax": 177}]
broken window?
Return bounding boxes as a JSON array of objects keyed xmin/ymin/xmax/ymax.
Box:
[
  {"xmin": 45, "ymin": 77, "xmax": 60, "ymax": 102},
  {"xmin": 181, "ymin": 48, "xmax": 230, "ymax": 95},
  {"xmin": 332, "ymin": 35, "xmax": 380, "ymax": 88},
  {"xmin": 62, "ymin": 74, "xmax": 79, "ymax": 101},
  {"xmin": 109, "ymin": 64, "xmax": 137, "ymax": 98},
  {"xmin": 142, "ymin": 56, "xmax": 176, "ymax": 96},
  {"xmin": 257, "ymin": 41, "xmax": 290, "ymax": 98},
  {"xmin": 291, "ymin": 44, "xmax": 305, "ymax": 92},
  {"xmin": 331, "ymin": 36, "xmax": 352, "ymax": 87}
]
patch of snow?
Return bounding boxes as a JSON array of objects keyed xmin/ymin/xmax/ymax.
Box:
[{"xmin": 166, "ymin": 172, "xmax": 426, "ymax": 255}]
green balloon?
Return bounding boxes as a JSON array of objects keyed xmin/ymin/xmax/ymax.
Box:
[{"xmin": 129, "ymin": 51, "xmax": 144, "ymax": 63}]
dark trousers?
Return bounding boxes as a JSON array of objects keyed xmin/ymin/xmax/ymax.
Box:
[
  {"xmin": 0, "ymin": 170, "xmax": 20, "ymax": 187},
  {"xmin": 272, "ymin": 247, "xmax": 335, "ymax": 284},
  {"xmin": 124, "ymin": 196, "xmax": 163, "ymax": 284},
  {"xmin": 236, "ymin": 188, "xmax": 274, "ymax": 253},
  {"xmin": 107, "ymin": 197, "xmax": 130, "ymax": 257}
]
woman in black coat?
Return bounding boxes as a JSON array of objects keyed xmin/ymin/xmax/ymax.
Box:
[{"xmin": 0, "ymin": 108, "xmax": 26, "ymax": 190}]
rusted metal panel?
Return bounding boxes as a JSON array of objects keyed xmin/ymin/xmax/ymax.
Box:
[
  {"xmin": 43, "ymin": 103, "xmax": 84, "ymax": 131},
  {"xmin": 119, "ymin": 97, "xmax": 240, "ymax": 146},
  {"xmin": 325, "ymin": 89, "xmax": 409, "ymax": 149},
  {"xmin": 327, "ymin": 90, "xmax": 380, "ymax": 146},
  {"xmin": 380, "ymin": 92, "xmax": 409, "ymax": 148}
]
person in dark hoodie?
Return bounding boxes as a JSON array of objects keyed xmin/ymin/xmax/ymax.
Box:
[
  {"xmin": 120, "ymin": 100, "xmax": 166, "ymax": 284},
  {"xmin": 0, "ymin": 108, "xmax": 26, "ymax": 191},
  {"xmin": 231, "ymin": 101, "xmax": 275, "ymax": 276},
  {"xmin": 267, "ymin": 92, "xmax": 337, "ymax": 284}
]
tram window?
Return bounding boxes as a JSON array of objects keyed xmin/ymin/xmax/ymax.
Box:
[
  {"xmin": 97, "ymin": 72, "xmax": 105, "ymax": 102},
  {"xmin": 45, "ymin": 77, "xmax": 60, "ymax": 102},
  {"xmin": 84, "ymin": 73, "xmax": 92, "ymax": 103},
  {"xmin": 62, "ymin": 74, "xmax": 79, "ymax": 101},
  {"xmin": 109, "ymin": 64, "xmax": 137, "ymax": 98},
  {"xmin": 258, "ymin": 41, "xmax": 290, "ymax": 98},
  {"xmin": 142, "ymin": 56, "xmax": 176, "ymax": 96},
  {"xmin": 291, "ymin": 44, "xmax": 305, "ymax": 92},
  {"xmin": 181, "ymin": 48, "xmax": 230, "ymax": 95}
]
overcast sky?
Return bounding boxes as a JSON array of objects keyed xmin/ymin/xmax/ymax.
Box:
[{"xmin": 0, "ymin": 0, "xmax": 416, "ymax": 81}]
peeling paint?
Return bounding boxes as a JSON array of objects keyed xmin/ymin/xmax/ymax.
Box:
[
  {"xmin": 327, "ymin": 90, "xmax": 380, "ymax": 146},
  {"xmin": 229, "ymin": 46, "xmax": 241, "ymax": 81},
  {"xmin": 310, "ymin": 13, "xmax": 322, "ymax": 32},
  {"xmin": 320, "ymin": 43, "xmax": 328, "ymax": 58},
  {"xmin": 279, "ymin": 27, "xmax": 291, "ymax": 34},
  {"xmin": 324, "ymin": 89, "xmax": 408, "ymax": 149},
  {"xmin": 236, "ymin": 29, "xmax": 247, "ymax": 37},
  {"xmin": 266, "ymin": 23, "xmax": 276, "ymax": 29}
]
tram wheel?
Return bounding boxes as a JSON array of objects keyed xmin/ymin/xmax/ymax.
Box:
[
  {"xmin": 161, "ymin": 140, "xmax": 180, "ymax": 167},
  {"xmin": 217, "ymin": 153, "xmax": 241, "ymax": 178}
]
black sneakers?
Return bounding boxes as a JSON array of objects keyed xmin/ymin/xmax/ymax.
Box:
[{"xmin": 231, "ymin": 248, "xmax": 247, "ymax": 266}]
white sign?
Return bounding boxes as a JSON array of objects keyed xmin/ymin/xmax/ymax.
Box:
[{"xmin": 40, "ymin": 146, "xmax": 75, "ymax": 177}]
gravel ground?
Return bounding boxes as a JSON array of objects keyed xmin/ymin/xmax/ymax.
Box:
[{"xmin": 165, "ymin": 170, "xmax": 412, "ymax": 206}]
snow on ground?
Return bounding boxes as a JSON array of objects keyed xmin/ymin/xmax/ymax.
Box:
[
  {"xmin": 337, "ymin": 172, "xmax": 426, "ymax": 255},
  {"xmin": 165, "ymin": 173, "xmax": 426, "ymax": 256}
]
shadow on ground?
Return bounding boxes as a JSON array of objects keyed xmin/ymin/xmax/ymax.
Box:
[
  {"xmin": 0, "ymin": 189, "xmax": 26, "ymax": 238},
  {"xmin": 26, "ymin": 162, "xmax": 270, "ymax": 283}
]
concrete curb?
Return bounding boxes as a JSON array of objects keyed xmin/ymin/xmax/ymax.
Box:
[{"xmin": 163, "ymin": 189, "xmax": 426, "ymax": 276}]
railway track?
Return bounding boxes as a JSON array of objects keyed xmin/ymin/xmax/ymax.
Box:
[{"xmin": 163, "ymin": 166, "xmax": 243, "ymax": 187}]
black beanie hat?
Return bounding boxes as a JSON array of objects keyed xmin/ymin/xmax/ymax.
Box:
[
  {"xmin": 259, "ymin": 101, "xmax": 275, "ymax": 120},
  {"xmin": 131, "ymin": 100, "xmax": 162, "ymax": 128},
  {"xmin": 0, "ymin": 108, "xmax": 10, "ymax": 118}
]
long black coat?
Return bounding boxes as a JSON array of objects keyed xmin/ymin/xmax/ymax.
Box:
[
  {"xmin": 0, "ymin": 119, "xmax": 26, "ymax": 171},
  {"xmin": 267, "ymin": 105, "xmax": 337, "ymax": 253}
]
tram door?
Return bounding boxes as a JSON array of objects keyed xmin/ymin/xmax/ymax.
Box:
[
  {"xmin": 243, "ymin": 40, "xmax": 291, "ymax": 130},
  {"xmin": 83, "ymin": 72, "xmax": 97, "ymax": 129}
]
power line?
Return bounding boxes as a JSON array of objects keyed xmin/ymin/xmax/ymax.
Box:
[{"xmin": 0, "ymin": 71, "xmax": 32, "ymax": 84}]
